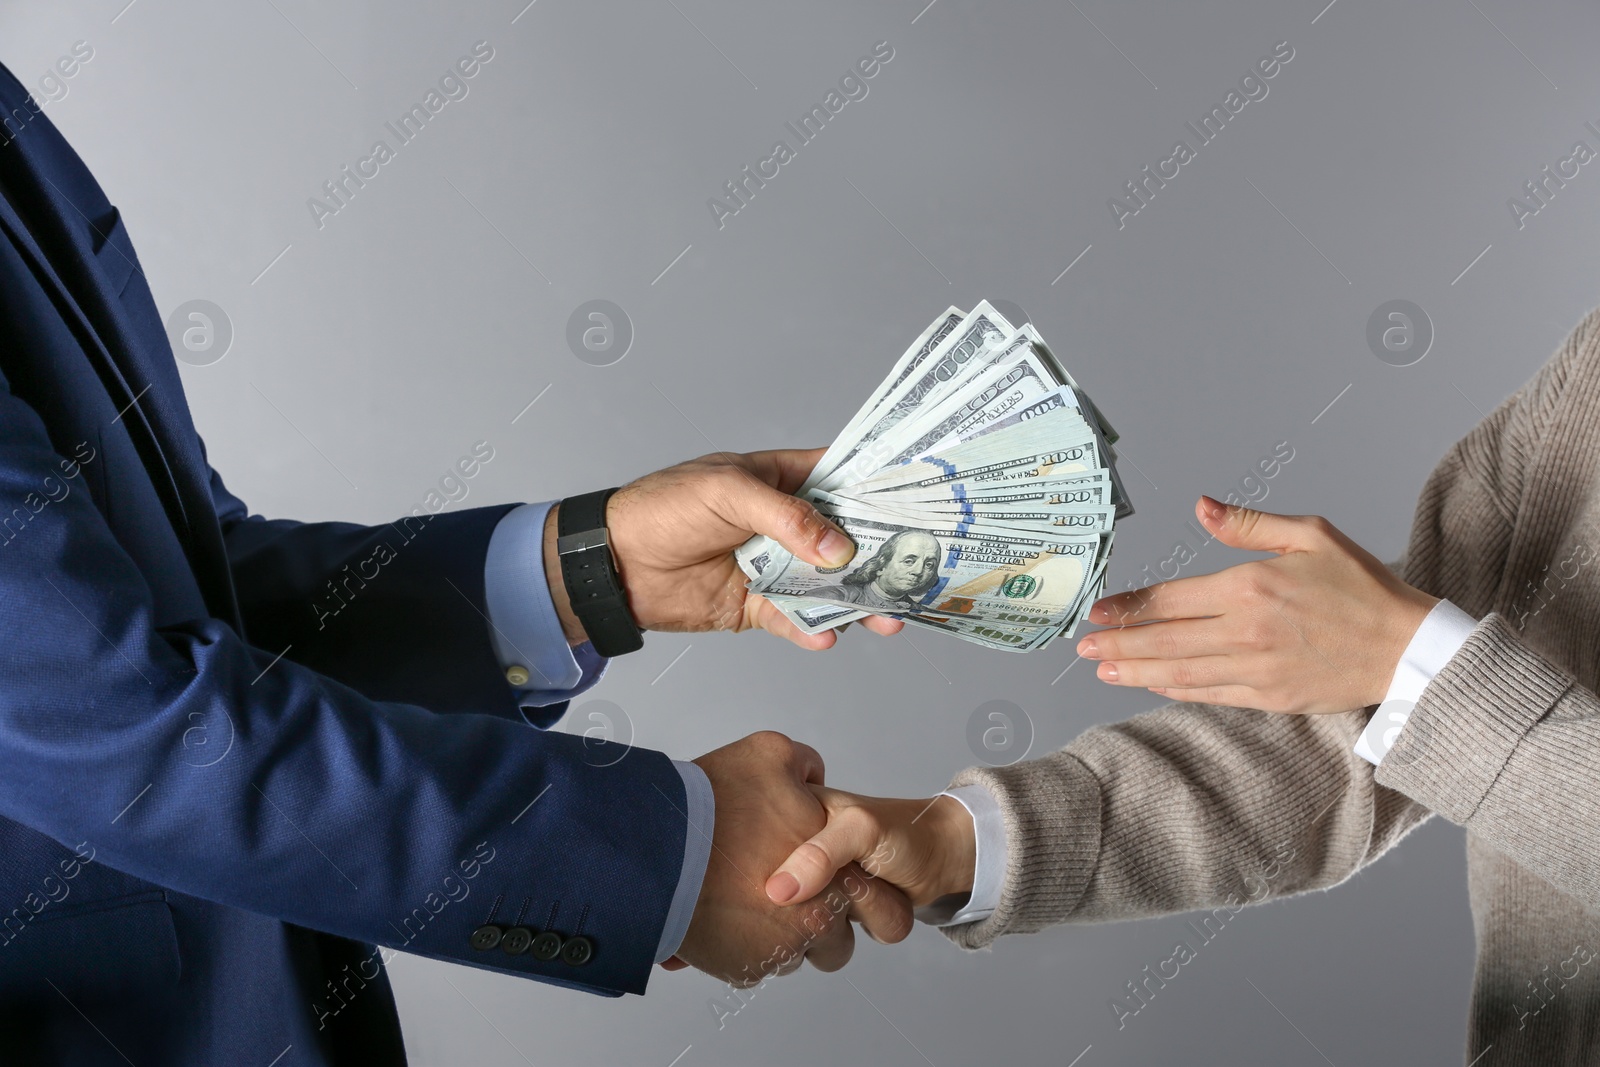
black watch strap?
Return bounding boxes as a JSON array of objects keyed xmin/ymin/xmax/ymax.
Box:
[{"xmin": 556, "ymin": 488, "xmax": 644, "ymax": 657}]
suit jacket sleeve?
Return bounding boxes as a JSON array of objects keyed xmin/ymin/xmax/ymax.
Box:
[
  {"xmin": 202, "ymin": 440, "xmax": 535, "ymax": 721},
  {"xmin": 0, "ymin": 371, "xmax": 685, "ymax": 997}
]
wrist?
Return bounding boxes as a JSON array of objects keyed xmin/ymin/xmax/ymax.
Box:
[
  {"xmin": 1375, "ymin": 587, "xmax": 1442, "ymax": 705},
  {"xmin": 925, "ymin": 794, "xmax": 977, "ymax": 901},
  {"xmin": 542, "ymin": 505, "xmax": 589, "ymax": 647}
]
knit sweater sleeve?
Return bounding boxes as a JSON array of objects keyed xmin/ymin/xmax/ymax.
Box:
[
  {"xmin": 938, "ymin": 307, "xmax": 1599, "ymax": 949},
  {"xmin": 1372, "ymin": 612, "xmax": 1600, "ymax": 908},
  {"xmin": 939, "ymin": 693, "xmax": 1421, "ymax": 948},
  {"xmin": 1374, "ymin": 305, "xmax": 1600, "ymax": 907}
]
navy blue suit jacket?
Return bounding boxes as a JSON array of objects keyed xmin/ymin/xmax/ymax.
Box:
[{"xmin": 0, "ymin": 60, "xmax": 687, "ymax": 1065}]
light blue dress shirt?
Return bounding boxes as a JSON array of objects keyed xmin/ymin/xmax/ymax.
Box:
[{"xmin": 482, "ymin": 501, "xmax": 713, "ymax": 964}]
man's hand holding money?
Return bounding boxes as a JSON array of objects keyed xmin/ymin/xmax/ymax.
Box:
[{"xmin": 543, "ymin": 447, "xmax": 905, "ymax": 650}]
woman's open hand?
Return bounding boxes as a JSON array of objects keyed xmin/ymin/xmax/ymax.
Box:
[{"xmin": 1076, "ymin": 496, "xmax": 1438, "ymax": 714}]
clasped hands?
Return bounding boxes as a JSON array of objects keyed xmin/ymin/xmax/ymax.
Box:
[{"xmin": 577, "ymin": 450, "xmax": 1438, "ymax": 983}]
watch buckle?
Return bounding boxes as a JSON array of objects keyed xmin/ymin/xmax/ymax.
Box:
[{"xmin": 557, "ymin": 528, "xmax": 610, "ymax": 556}]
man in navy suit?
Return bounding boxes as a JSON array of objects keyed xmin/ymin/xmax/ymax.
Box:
[{"xmin": 0, "ymin": 58, "xmax": 910, "ymax": 1064}]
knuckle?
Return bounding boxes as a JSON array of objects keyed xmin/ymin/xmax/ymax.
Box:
[
  {"xmin": 808, "ymin": 902, "xmax": 843, "ymax": 939},
  {"xmin": 704, "ymin": 460, "xmax": 742, "ymax": 489},
  {"xmin": 1170, "ymin": 660, "xmax": 1198, "ymax": 688},
  {"xmin": 877, "ymin": 906, "xmax": 914, "ymax": 945},
  {"xmin": 720, "ymin": 466, "xmax": 757, "ymax": 503},
  {"xmin": 1240, "ymin": 618, "xmax": 1271, "ymax": 651},
  {"xmin": 1152, "ymin": 626, "xmax": 1181, "ymax": 660},
  {"xmin": 1106, "ymin": 594, "xmax": 1139, "ymax": 624},
  {"xmin": 1128, "ymin": 592, "xmax": 1156, "ymax": 623},
  {"xmin": 1239, "ymin": 565, "xmax": 1276, "ymax": 605},
  {"xmin": 749, "ymin": 730, "xmax": 793, "ymax": 757},
  {"xmin": 1303, "ymin": 515, "xmax": 1336, "ymax": 541},
  {"xmin": 792, "ymin": 840, "xmax": 834, "ymax": 880},
  {"xmin": 777, "ymin": 497, "xmax": 820, "ymax": 540}
]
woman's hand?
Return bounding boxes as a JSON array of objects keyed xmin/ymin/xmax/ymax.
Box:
[
  {"xmin": 765, "ymin": 786, "xmax": 977, "ymax": 912},
  {"xmin": 1077, "ymin": 495, "xmax": 1438, "ymax": 714}
]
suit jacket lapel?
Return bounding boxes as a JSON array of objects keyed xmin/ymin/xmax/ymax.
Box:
[
  {"xmin": 0, "ymin": 73, "xmax": 242, "ymax": 628},
  {"xmin": 0, "ymin": 193, "xmax": 189, "ymax": 520}
]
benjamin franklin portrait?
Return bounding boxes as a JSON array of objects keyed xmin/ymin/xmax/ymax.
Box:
[{"xmin": 812, "ymin": 530, "xmax": 942, "ymax": 613}]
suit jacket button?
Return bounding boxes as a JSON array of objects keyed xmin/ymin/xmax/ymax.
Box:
[
  {"xmin": 561, "ymin": 935, "xmax": 594, "ymax": 966},
  {"xmin": 500, "ymin": 926, "xmax": 534, "ymax": 955},
  {"xmin": 470, "ymin": 925, "xmax": 504, "ymax": 951},
  {"xmin": 531, "ymin": 931, "xmax": 564, "ymax": 961}
]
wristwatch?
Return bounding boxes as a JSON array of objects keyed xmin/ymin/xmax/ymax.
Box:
[{"xmin": 556, "ymin": 488, "xmax": 644, "ymax": 657}]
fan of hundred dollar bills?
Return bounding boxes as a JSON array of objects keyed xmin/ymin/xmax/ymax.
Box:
[{"xmin": 735, "ymin": 301, "xmax": 1132, "ymax": 652}]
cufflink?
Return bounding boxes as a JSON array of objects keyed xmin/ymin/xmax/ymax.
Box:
[{"xmin": 506, "ymin": 665, "xmax": 531, "ymax": 687}]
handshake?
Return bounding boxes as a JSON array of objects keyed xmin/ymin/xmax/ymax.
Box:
[{"xmin": 665, "ymin": 730, "xmax": 973, "ymax": 984}]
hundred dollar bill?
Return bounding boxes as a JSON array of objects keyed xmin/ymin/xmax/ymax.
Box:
[
  {"xmin": 747, "ymin": 510, "xmax": 1100, "ymax": 629},
  {"xmin": 858, "ymin": 473, "xmax": 1112, "ymax": 509},
  {"xmin": 757, "ymin": 592, "xmax": 868, "ymax": 634},
  {"xmin": 898, "ymin": 611, "xmax": 1056, "ymax": 652},
  {"xmin": 849, "ymin": 410, "xmax": 1102, "ymax": 497},
  {"xmin": 813, "ymin": 488, "xmax": 1117, "ymax": 537}
]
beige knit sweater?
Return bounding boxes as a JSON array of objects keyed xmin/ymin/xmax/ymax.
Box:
[{"xmin": 946, "ymin": 307, "xmax": 1600, "ymax": 1064}]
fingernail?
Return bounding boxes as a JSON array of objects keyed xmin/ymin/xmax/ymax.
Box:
[
  {"xmin": 1200, "ymin": 495, "xmax": 1227, "ymax": 522},
  {"xmin": 766, "ymin": 872, "xmax": 800, "ymax": 904},
  {"xmin": 1077, "ymin": 637, "xmax": 1098, "ymax": 658},
  {"xmin": 818, "ymin": 529, "xmax": 854, "ymax": 567},
  {"xmin": 1089, "ymin": 601, "xmax": 1109, "ymax": 622},
  {"xmin": 1100, "ymin": 663, "xmax": 1119, "ymax": 682}
]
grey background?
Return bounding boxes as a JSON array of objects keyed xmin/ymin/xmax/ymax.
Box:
[{"xmin": 4, "ymin": 0, "xmax": 1596, "ymax": 1063}]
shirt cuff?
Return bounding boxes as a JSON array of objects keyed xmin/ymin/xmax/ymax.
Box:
[
  {"xmin": 913, "ymin": 784, "xmax": 1006, "ymax": 927},
  {"xmin": 1354, "ymin": 598, "xmax": 1478, "ymax": 766},
  {"xmin": 654, "ymin": 760, "xmax": 715, "ymax": 964},
  {"xmin": 483, "ymin": 501, "xmax": 609, "ymax": 724}
]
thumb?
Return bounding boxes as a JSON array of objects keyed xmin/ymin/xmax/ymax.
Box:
[
  {"xmin": 734, "ymin": 481, "xmax": 856, "ymax": 570},
  {"xmin": 1196, "ymin": 495, "xmax": 1311, "ymax": 555},
  {"xmin": 765, "ymin": 789, "xmax": 878, "ymax": 906}
]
